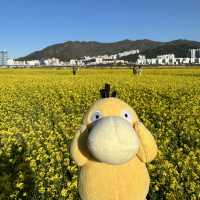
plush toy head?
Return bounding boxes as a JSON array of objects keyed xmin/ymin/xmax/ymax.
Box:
[
  {"xmin": 84, "ymin": 97, "xmax": 140, "ymax": 165},
  {"xmin": 71, "ymin": 83, "xmax": 157, "ymax": 167}
]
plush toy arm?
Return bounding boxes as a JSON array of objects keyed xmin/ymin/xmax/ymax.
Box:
[
  {"xmin": 135, "ymin": 121, "xmax": 158, "ymax": 163},
  {"xmin": 70, "ymin": 125, "xmax": 89, "ymax": 166}
]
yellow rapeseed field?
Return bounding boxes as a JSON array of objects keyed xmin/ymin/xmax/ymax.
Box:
[{"xmin": 0, "ymin": 68, "xmax": 199, "ymax": 200}]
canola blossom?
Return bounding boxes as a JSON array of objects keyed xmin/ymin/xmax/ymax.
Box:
[{"xmin": 0, "ymin": 68, "xmax": 199, "ymax": 200}]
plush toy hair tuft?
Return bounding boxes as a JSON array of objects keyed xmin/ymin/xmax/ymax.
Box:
[{"xmin": 100, "ymin": 83, "xmax": 117, "ymax": 98}]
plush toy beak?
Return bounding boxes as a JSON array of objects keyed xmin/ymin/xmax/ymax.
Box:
[{"xmin": 87, "ymin": 116, "xmax": 140, "ymax": 165}]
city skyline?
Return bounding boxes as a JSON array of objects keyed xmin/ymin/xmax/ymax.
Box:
[
  {"xmin": 0, "ymin": 0, "xmax": 200, "ymax": 58},
  {"xmin": 2, "ymin": 48, "xmax": 200, "ymax": 67}
]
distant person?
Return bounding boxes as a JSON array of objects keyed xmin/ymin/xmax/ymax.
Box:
[
  {"xmin": 133, "ymin": 65, "xmax": 142, "ymax": 76},
  {"xmin": 132, "ymin": 65, "xmax": 136, "ymax": 74},
  {"xmin": 72, "ymin": 66, "xmax": 77, "ymax": 75}
]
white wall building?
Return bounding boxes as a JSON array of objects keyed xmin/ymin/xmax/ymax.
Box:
[
  {"xmin": 190, "ymin": 49, "xmax": 200, "ymax": 59},
  {"xmin": 137, "ymin": 55, "xmax": 146, "ymax": 65},
  {"xmin": 70, "ymin": 59, "xmax": 78, "ymax": 66},
  {"xmin": 42, "ymin": 58, "xmax": 60, "ymax": 66},
  {"xmin": 118, "ymin": 49, "xmax": 139, "ymax": 57},
  {"xmin": 27, "ymin": 60, "xmax": 40, "ymax": 66}
]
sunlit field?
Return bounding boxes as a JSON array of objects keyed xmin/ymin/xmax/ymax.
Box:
[{"xmin": 0, "ymin": 68, "xmax": 199, "ymax": 200}]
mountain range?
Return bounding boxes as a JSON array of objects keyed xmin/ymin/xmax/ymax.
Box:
[{"xmin": 18, "ymin": 39, "xmax": 200, "ymax": 62}]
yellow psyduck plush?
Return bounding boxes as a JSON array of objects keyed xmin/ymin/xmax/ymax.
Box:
[{"xmin": 70, "ymin": 84, "xmax": 158, "ymax": 200}]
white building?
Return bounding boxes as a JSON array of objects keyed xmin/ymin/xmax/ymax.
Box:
[
  {"xmin": 190, "ymin": 49, "xmax": 200, "ymax": 59},
  {"xmin": 137, "ymin": 55, "xmax": 146, "ymax": 65},
  {"xmin": 137, "ymin": 52, "xmax": 200, "ymax": 65},
  {"xmin": 42, "ymin": 58, "xmax": 60, "ymax": 66},
  {"xmin": 118, "ymin": 49, "xmax": 139, "ymax": 57},
  {"xmin": 70, "ymin": 59, "xmax": 78, "ymax": 66},
  {"xmin": 7, "ymin": 59, "xmax": 15, "ymax": 65},
  {"xmin": 26, "ymin": 60, "xmax": 40, "ymax": 66},
  {"xmin": 95, "ymin": 57, "xmax": 103, "ymax": 64}
]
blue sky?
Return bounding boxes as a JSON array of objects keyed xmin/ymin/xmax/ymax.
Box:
[{"xmin": 1, "ymin": 0, "xmax": 200, "ymax": 58}]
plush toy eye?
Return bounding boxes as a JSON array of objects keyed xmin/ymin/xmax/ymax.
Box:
[
  {"xmin": 91, "ymin": 111, "xmax": 102, "ymax": 122},
  {"xmin": 121, "ymin": 110, "xmax": 133, "ymax": 122}
]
